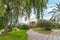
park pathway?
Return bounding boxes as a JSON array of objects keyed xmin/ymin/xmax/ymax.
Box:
[{"xmin": 27, "ymin": 29, "xmax": 60, "ymax": 40}]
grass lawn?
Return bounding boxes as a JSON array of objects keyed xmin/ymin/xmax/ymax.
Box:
[
  {"xmin": 32, "ymin": 28, "xmax": 52, "ymax": 34},
  {"xmin": 53, "ymin": 28, "xmax": 60, "ymax": 30},
  {"xmin": 0, "ymin": 30, "xmax": 27, "ymax": 40}
]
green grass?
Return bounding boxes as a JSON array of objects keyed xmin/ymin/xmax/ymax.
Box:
[
  {"xmin": 53, "ymin": 28, "xmax": 60, "ymax": 30},
  {"xmin": 32, "ymin": 28, "xmax": 52, "ymax": 34},
  {"xmin": 0, "ymin": 30, "xmax": 27, "ymax": 40}
]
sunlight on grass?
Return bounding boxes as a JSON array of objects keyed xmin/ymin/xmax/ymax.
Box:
[
  {"xmin": 32, "ymin": 28, "xmax": 52, "ymax": 34},
  {"xmin": 0, "ymin": 30, "xmax": 27, "ymax": 40}
]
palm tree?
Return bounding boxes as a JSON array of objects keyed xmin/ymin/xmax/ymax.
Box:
[{"xmin": 49, "ymin": 2, "xmax": 60, "ymax": 23}]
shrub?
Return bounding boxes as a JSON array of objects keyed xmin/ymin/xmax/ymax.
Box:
[
  {"xmin": 37, "ymin": 20, "xmax": 56, "ymax": 31},
  {"xmin": 8, "ymin": 25, "xmax": 14, "ymax": 32},
  {"xmin": 56, "ymin": 23, "xmax": 60, "ymax": 28},
  {"xmin": 18, "ymin": 24, "xmax": 30, "ymax": 30}
]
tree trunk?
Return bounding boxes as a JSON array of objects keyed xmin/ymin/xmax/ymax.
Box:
[
  {"xmin": 4, "ymin": 15, "xmax": 8, "ymax": 34},
  {"xmin": 4, "ymin": 4, "xmax": 10, "ymax": 34}
]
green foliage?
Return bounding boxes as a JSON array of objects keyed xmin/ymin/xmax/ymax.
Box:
[
  {"xmin": 49, "ymin": 2, "xmax": 60, "ymax": 23},
  {"xmin": 8, "ymin": 24, "xmax": 30, "ymax": 32},
  {"xmin": 0, "ymin": 5, "xmax": 4, "ymax": 17},
  {"xmin": 58, "ymin": 24, "xmax": 60, "ymax": 28},
  {"xmin": 8, "ymin": 25, "xmax": 19, "ymax": 32},
  {"xmin": 55, "ymin": 23, "xmax": 60, "ymax": 28},
  {"xmin": 56, "ymin": 2, "xmax": 60, "ymax": 11},
  {"xmin": 0, "ymin": 16, "xmax": 4, "ymax": 29},
  {"xmin": 8, "ymin": 25, "xmax": 14, "ymax": 32},
  {"xmin": 18, "ymin": 24, "xmax": 30, "ymax": 30},
  {"xmin": 37, "ymin": 20, "xmax": 56, "ymax": 31},
  {"xmin": 0, "ymin": 0, "xmax": 48, "ymax": 34}
]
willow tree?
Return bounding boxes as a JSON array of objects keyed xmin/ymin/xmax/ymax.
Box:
[
  {"xmin": 0, "ymin": 2, "xmax": 4, "ymax": 29},
  {"xmin": 20, "ymin": 0, "xmax": 48, "ymax": 23},
  {"xmin": 0, "ymin": 0, "xmax": 24, "ymax": 34},
  {"xmin": 0, "ymin": 0, "xmax": 11, "ymax": 34},
  {"xmin": 0, "ymin": 0, "xmax": 48, "ymax": 34},
  {"xmin": 31, "ymin": 0, "xmax": 48, "ymax": 23},
  {"xmin": 23, "ymin": 0, "xmax": 32, "ymax": 21},
  {"xmin": 22, "ymin": 0, "xmax": 48, "ymax": 22},
  {"xmin": 0, "ymin": 0, "xmax": 33, "ymax": 34},
  {"xmin": 40, "ymin": 0, "xmax": 48, "ymax": 20}
]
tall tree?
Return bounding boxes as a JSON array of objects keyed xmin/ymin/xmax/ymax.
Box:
[
  {"xmin": 40, "ymin": 0, "xmax": 48, "ymax": 20},
  {"xmin": 0, "ymin": 0, "xmax": 48, "ymax": 34},
  {"xmin": 0, "ymin": 0, "xmax": 23, "ymax": 34},
  {"xmin": 32, "ymin": 0, "xmax": 48, "ymax": 23}
]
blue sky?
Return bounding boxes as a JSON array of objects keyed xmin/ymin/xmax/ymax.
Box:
[
  {"xmin": 47, "ymin": 0, "xmax": 60, "ymax": 7},
  {"xmin": 43, "ymin": 0, "xmax": 60, "ymax": 20}
]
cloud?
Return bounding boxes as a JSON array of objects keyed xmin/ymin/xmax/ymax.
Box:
[
  {"xmin": 44, "ymin": 6, "xmax": 57, "ymax": 14},
  {"xmin": 47, "ymin": 4, "xmax": 56, "ymax": 8},
  {"xmin": 43, "ymin": 6, "xmax": 58, "ymax": 20}
]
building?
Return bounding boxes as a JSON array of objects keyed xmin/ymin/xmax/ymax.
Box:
[{"xmin": 27, "ymin": 21, "xmax": 37, "ymax": 27}]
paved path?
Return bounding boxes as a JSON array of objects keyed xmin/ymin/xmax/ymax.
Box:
[
  {"xmin": 51, "ymin": 30, "xmax": 60, "ymax": 36},
  {"xmin": 27, "ymin": 29, "xmax": 60, "ymax": 40}
]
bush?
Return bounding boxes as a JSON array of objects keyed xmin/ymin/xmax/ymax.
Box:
[
  {"xmin": 0, "ymin": 17, "xmax": 4, "ymax": 29},
  {"xmin": 18, "ymin": 24, "xmax": 30, "ymax": 30},
  {"xmin": 56, "ymin": 23, "xmax": 60, "ymax": 28},
  {"xmin": 8, "ymin": 25, "xmax": 14, "ymax": 32},
  {"xmin": 37, "ymin": 20, "xmax": 56, "ymax": 31},
  {"xmin": 8, "ymin": 25, "xmax": 19, "ymax": 32},
  {"xmin": 8, "ymin": 24, "xmax": 30, "ymax": 32}
]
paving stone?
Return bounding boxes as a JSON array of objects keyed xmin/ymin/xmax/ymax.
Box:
[{"xmin": 27, "ymin": 29, "xmax": 60, "ymax": 40}]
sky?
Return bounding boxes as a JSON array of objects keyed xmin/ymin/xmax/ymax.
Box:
[
  {"xmin": 47, "ymin": 0, "xmax": 60, "ymax": 7},
  {"xmin": 43, "ymin": 0, "xmax": 60, "ymax": 20},
  {"xmin": 19, "ymin": 0, "xmax": 60, "ymax": 23}
]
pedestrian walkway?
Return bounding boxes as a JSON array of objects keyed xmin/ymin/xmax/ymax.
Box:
[{"xmin": 27, "ymin": 29, "xmax": 60, "ymax": 40}]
